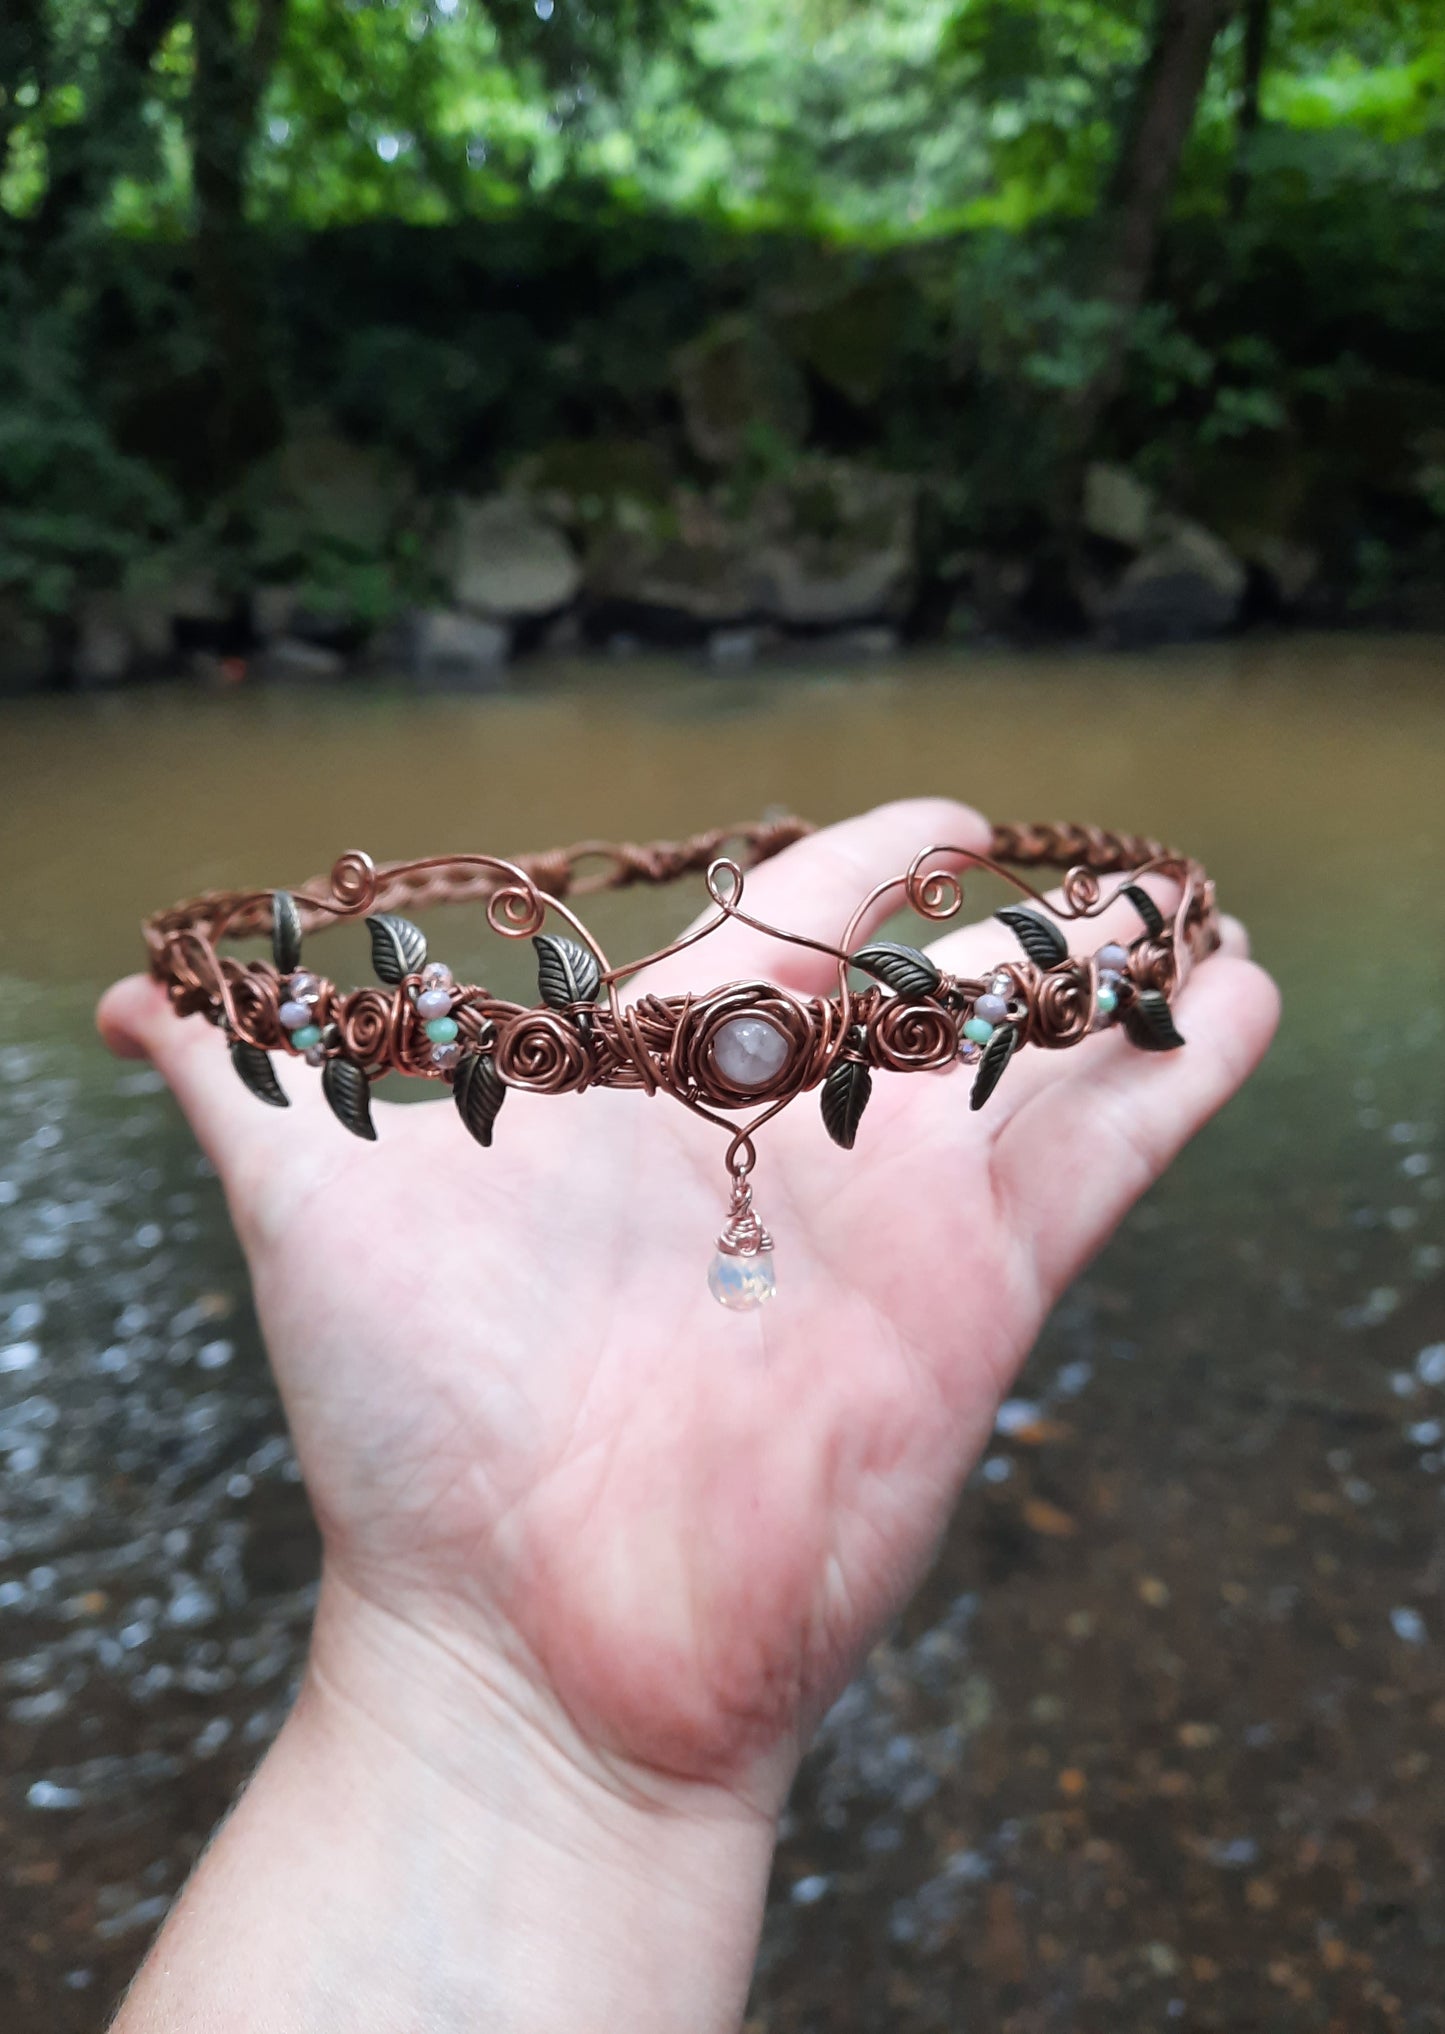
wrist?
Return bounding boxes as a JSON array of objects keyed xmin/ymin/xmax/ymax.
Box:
[{"xmin": 117, "ymin": 1571, "xmax": 780, "ymax": 2034}]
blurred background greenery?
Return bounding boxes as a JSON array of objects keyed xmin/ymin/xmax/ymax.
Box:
[{"xmin": 1, "ymin": 0, "xmax": 1443, "ymax": 683}]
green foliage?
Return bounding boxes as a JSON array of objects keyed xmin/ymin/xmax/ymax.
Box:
[
  {"xmin": 0, "ymin": 280, "xmax": 179, "ymax": 611},
  {"xmin": 1, "ymin": 0, "xmax": 1443, "ymax": 627}
]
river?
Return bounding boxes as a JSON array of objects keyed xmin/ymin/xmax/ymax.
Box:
[{"xmin": 1, "ymin": 637, "xmax": 1442, "ymax": 2030}]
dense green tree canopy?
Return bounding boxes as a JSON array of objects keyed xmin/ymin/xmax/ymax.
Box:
[{"xmin": 2, "ymin": 0, "xmax": 1443, "ymax": 637}]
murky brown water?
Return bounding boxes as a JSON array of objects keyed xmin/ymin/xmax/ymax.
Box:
[{"xmin": 1, "ymin": 638, "xmax": 1442, "ymax": 2031}]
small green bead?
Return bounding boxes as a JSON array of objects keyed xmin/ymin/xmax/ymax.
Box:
[
  {"xmin": 291, "ymin": 1024, "xmax": 322, "ymax": 1050},
  {"xmin": 1096, "ymin": 985, "xmax": 1118, "ymax": 1015},
  {"xmin": 424, "ymin": 1016, "xmax": 459, "ymax": 1045},
  {"xmin": 963, "ymin": 1016, "xmax": 995, "ymax": 1045}
]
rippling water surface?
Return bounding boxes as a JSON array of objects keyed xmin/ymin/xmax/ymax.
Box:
[{"xmin": 1, "ymin": 639, "xmax": 1442, "ymax": 2030}]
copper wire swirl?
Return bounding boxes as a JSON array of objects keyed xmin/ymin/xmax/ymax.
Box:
[{"xmin": 143, "ymin": 819, "xmax": 1222, "ymax": 1136}]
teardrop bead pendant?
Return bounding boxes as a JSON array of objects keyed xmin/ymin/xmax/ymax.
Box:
[{"xmin": 709, "ymin": 1174, "xmax": 776, "ymax": 1311}]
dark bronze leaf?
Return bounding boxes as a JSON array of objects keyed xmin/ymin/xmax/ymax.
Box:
[
  {"xmin": 995, "ymin": 906, "xmax": 1069, "ymax": 969},
  {"xmin": 271, "ymin": 891, "xmax": 303, "ymax": 973},
  {"xmin": 1123, "ymin": 988, "xmax": 1186, "ymax": 1053},
  {"xmin": 970, "ymin": 1021, "xmax": 1019, "ymax": 1111},
  {"xmin": 534, "ymin": 934, "xmax": 602, "ymax": 1008},
  {"xmin": 821, "ymin": 1060, "xmax": 872, "ymax": 1150},
  {"xmin": 366, "ymin": 913, "xmax": 428, "ymax": 986},
  {"xmin": 850, "ymin": 941, "xmax": 941, "ymax": 998},
  {"xmin": 230, "ymin": 1041, "xmax": 289, "ymax": 1109},
  {"xmin": 322, "ymin": 1057, "xmax": 377, "ymax": 1140},
  {"xmin": 1121, "ymin": 884, "xmax": 1166, "ymax": 938},
  {"xmin": 454, "ymin": 1050, "xmax": 506, "ymax": 1148}
]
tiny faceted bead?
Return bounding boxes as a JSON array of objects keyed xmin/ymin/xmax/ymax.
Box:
[
  {"xmin": 1097, "ymin": 943, "xmax": 1129, "ymax": 971},
  {"xmin": 1098, "ymin": 968, "xmax": 1121, "ymax": 990},
  {"xmin": 424, "ymin": 1016, "xmax": 459, "ymax": 1045},
  {"xmin": 304, "ymin": 1045, "xmax": 327, "ymax": 1068},
  {"xmin": 974, "ymin": 992, "xmax": 1009, "ymax": 1024},
  {"xmin": 279, "ymin": 1000, "xmax": 313, "ymax": 1030},
  {"xmin": 288, "ymin": 971, "xmax": 321, "ymax": 1002},
  {"xmin": 708, "ymin": 1249, "xmax": 776, "ymax": 1311},
  {"xmin": 421, "ymin": 962, "xmax": 454, "ymax": 990},
  {"xmin": 963, "ymin": 1016, "xmax": 995, "ymax": 1045},
  {"xmin": 416, "ymin": 988, "xmax": 454, "ymax": 1020},
  {"xmin": 431, "ymin": 1040, "xmax": 462, "ymax": 1069},
  {"xmin": 291, "ymin": 1024, "xmax": 322, "ymax": 1050}
]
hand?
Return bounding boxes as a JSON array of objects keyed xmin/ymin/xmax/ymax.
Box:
[{"xmin": 98, "ymin": 799, "xmax": 1277, "ymax": 2033}]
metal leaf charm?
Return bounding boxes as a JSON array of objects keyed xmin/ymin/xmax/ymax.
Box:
[
  {"xmin": 534, "ymin": 934, "xmax": 602, "ymax": 1008},
  {"xmin": 821, "ymin": 1059, "xmax": 872, "ymax": 1150},
  {"xmin": 850, "ymin": 941, "xmax": 941, "ymax": 998},
  {"xmin": 1121, "ymin": 884, "xmax": 1165, "ymax": 938},
  {"xmin": 271, "ymin": 891, "xmax": 303, "ymax": 973},
  {"xmin": 995, "ymin": 906, "xmax": 1068, "ymax": 969},
  {"xmin": 454, "ymin": 1050, "xmax": 506, "ymax": 1148},
  {"xmin": 1123, "ymin": 988, "xmax": 1186, "ymax": 1053},
  {"xmin": 366, "ymin": 913, "xmax": 428, "ymax": 986},
  {"xmin": 230, "ymin": 1041, "xmax": 289, "ymax": 1109},
  {"xmin": 322, "ymin": 1057, "xmax": 377, "ymax": 1140},
  {"xmin": 970, "ymin": 1022, "xmax": 1019, "ymax": 1111}
]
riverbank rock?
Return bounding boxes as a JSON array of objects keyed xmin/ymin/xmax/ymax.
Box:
[
  {"xmin": 1101, "ymin": 517, "xmax": 1246, "ymax": 645},
  {"xmin": 753, "ymin": 462, "xmax": 916, "ymax": 625},
  {"xmin": 1083, "ymin": 463, "xmax": 1155, "ymax": 551},
  {"xmin": 410, "ymin": 608, "xmax": 511, "ymax": 686},
  {"xmin": 273, "ymin": 434, "xmax": 396, "ymax": 554},
  {"xmin": 74, "ymin": 599, "xmax": 133, "ymax": 685},
  {"xmin": 449, "ymin": 496, "xmax": 581, "ymax": 618},
  {"xmin": 674, "ymin": 316, "xmax": 809, "ymax": 467}
]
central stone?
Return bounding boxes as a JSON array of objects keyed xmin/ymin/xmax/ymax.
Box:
[{"xmin": 712, "ymin": 1013, "xmax": 790, "ymax": 1089}]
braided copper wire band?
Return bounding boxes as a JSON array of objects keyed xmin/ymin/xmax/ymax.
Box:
[{"xmin": 143, "ymin": 820, "xmax": 1220, "ymax": 1108}]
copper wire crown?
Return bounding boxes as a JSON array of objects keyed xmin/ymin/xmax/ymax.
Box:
[{"xmin": 144, "ymin": 818, "xmax": 1219, "ymax": 1309}]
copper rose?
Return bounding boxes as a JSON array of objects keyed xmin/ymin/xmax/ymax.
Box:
[
  {"xmin": 1026, "ymin": 961, "xmax": 1091, "ymax": 1049},
  {"xmin": 671, "ymin": 983, "xmax": 832, "ymax": 1109},
  {"xmin": 866, "ymin": 995, "xmax": 957, "ymax": 1072},
  {"xmin": 494, "ymin": 1009, "xmax": 591, "ymax": 1093},
  {"xmin": 333, "ymin": 987, "xmax": 398, "ymax": 1068}
]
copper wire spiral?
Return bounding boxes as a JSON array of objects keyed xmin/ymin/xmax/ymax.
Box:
[{"xmin": 144, "ymin": 820, "xmax": 1220, "ymax": 1114}]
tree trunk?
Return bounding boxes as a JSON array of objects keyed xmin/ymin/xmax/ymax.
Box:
[
  {"xmin": 189, "ymin": 0, "xmax": 288, "ymax": 481},
  {"xmin": 1069, "ymin": 0, "xmax": 1236, "ymax": 454},
  {"xmin": 1230, "ymin": 0, "xmax": 1271, "ymax": 217},
  {"xmin": 29, "ymin": 0, "xmax": 185, "ymax": 261}
]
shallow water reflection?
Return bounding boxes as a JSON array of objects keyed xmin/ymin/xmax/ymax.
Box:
[{"xmin": 1, "ymin": 639, "xmax": 1442, "ymax": 2030}]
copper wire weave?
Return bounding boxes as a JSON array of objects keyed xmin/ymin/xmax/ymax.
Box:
[{"xmin": 144, "ymin": 818, "xmax": 1220, "ymax": 1171}]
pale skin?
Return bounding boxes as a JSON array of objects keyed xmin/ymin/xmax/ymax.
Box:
[{"xmin": 96, "ymin": 798, "xmax": 1279, "ymax": 2033}]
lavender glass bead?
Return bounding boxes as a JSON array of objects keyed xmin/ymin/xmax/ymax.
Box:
[
  {"xmin": 416, "ymin": 988, "xmax": 453, "ymax": 1020},
  {"xmin": 712, "ymin": 1015, "xmax": 789, "ymax": 1090},
  {"xmin": 279, "ymin": 1000, "xmax": 313, "ymax": 1030}
]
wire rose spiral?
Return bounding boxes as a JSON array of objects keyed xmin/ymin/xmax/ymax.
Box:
[
  {"xmin": 866, "ymin": 997, "xmax": 958, "ymax": 1071},
  {"xmin": 495, "ymin": 1010, "xmax": 591, "ymax": 1093}
]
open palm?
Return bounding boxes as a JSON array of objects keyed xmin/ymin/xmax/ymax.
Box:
[{"xmin": 100, "ymin": 798, "xmax": 1277, "ymax": 1819}]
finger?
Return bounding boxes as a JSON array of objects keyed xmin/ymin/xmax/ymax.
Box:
[
  {"xmin": 990, "ymin": 954, "xmax": 1280, "ymax": 1298},
  {"xmin": 630, "ymin": 797, "xmax": 992, "ymax": 998},
  {"xmin": 926, "ymin": 863, "xmax": 1189, "ymax": 985},
  {"xmin": 96, "ymin": 975, "xmax": 377, "ymax": 1182},
  {"xmin": 961, "ymin": 910, "xmax": 1254, "ymax": 1132}
]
